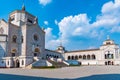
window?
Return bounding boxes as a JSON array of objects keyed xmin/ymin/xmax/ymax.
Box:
[
  {"xmin": 105, "ymin": 54, "xmax": 113, "ymax": 59},
  {"xmin": 106, "ymin": 42, "xmax": 111, "ymax": 45},
  {"xmin": 92, "ymin": 54, "xmax": 96, "ymax": 60},
  {"xmin": 34, "ymin": 53, "xmax": 37, "ymax": 57},
  {"xmin": 27, "ymin": 19, "xmax": 33, "ymax": 23},
  {"xmin": 0, "ymin": 27, "xmax": 4, "ymax": 34},
  {"xmin": 87, "ymin": 55, "xmax": 90, "ymax": 60},
  {"xmin": 33, "ymin": 34, "xmax": 39, "ymax": 41},
  {"xmin": 10, "ymin": 15, "xmax": 15, "ymax": 21},
  {"xmin": 54, "ymin": 56, "xmax": 56, "ymax": 58},
  {"xmin": 22, "ymin": 60, "xmax": 24, "ymax": 65},
  {"xmin": 1, "ymin": 61, "xmax": 4, "ymax": 64},
  {"xmin": 34, "ymin": 48, "xmax": 40, "ymax": 53},
  {"xmin": 11, "ymin": 49, "xmax": 16, "ymax": 57},
  {"xmin": 75, "ymin": 55, "xmax": 78, "ymax": 60},
  {"xmin": 79, "ymin": 55, "xmax": 82, "ymax": 59},
  {"xmin": 105, "ymin": 54, "xmax": 107, "ymax": 59},
  {"xmin": 68, "ymin": 56, "xmax": 71, "ymax": 60},
  {"xmin": 83, "ymin": 55, "xmax": 86, "ymax": 60},
  {"xmin": 8, "ymin": 61, "xmax": 9, "ymax": 65},
  {"xmin": 21, "ymin": 36, "xmax": 23, "ymax": 43},
  {"xmin": 71, "ymin": 56, "xmax": 74, "ymax": 60},
  {"xmin": 12, "ymin": 53, "xmax": 15, "ymax": 57},
  {"xmin": 111, "ymin": 54, "xmax": 114, "ymax": 59},
  {"xmin": 105, "ymin": 51, "xmax": 114, "ymax": 59},
  {"xmin": 12, "ymin": 35, "xmax": 17, "ymax": 43}
]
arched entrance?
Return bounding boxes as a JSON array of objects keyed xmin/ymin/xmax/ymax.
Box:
[
  {"xmin": 11, "ymin": 49, "xmax": 17, "ymax": 57},
  {"xmin": 15, "ymin": 59, "xmax": 20, "ymax": 68},
  {"xmin": 105, "ymin": 61, "xmax": 114, "ymax": 65},
  {"xmin": 79, "ymin": 62, "xmax": 81, "ymax": 65},
  {"xmin": 34, "ymin": 48, "xmax": 40, "ymax": 57},
  {"xmin": 105, "ymin": 62, "xmax": 107, "ymax": 65},
  {"xmin": 108, "ymin": 61, "xmax": 111, "ymax": 65}
]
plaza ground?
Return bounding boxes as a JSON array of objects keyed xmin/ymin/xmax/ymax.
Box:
[{"xmin": 0, "ymin": 66, "xmax": 120, "ymax": 80}]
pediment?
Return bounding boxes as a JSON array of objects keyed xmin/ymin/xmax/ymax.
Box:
[
  {"xmin": 102, "ymin": 46, "xmax": 115, "ymax": 53},
  {"xmin": 0, "ymin": 19, "xmax": 8, "ymax": 27}
]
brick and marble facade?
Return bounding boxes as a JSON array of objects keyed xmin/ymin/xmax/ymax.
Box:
[{"xmin": 0, "ymin": 6, "xmax": 62, "ymax": 68}]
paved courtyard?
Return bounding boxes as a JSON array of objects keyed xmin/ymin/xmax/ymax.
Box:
[{"xmin": 0, "ymin": 66, "xmax": 120, "ymax": 80}]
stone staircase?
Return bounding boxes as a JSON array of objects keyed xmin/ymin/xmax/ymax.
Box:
[
  {"xmin": 47, "ymin": 60, "xmax": 69, "ymax": 68},
  {"xmin": 26, "ymin": 60, "xmax": 52, "ymax": 68}
]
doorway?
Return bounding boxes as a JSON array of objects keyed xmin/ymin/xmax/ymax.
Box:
[
  {"xmin": 15, "ymin": 59, "xmax": 20, "ymax": 68},
  {"xmin": 105, "ymin": 61, "xmax": 114, "ymax": 65}
]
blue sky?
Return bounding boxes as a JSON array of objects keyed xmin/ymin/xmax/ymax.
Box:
[{"xmin": 1, "ymin": 0, "xmax": 120, "ymax": 50}]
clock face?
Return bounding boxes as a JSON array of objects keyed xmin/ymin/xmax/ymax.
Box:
[{"xmin": 0, "ymin": 27, "xmax": 4, "ymax": 34}]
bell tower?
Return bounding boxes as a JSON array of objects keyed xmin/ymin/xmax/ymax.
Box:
[{"xmin": 8, "ymin": 5, "xmax": 38, "ymax": 26}]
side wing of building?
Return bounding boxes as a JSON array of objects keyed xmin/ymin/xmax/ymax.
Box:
[
  {"xmin": 65, "ymin": 49, "xmax": 100, "ymax": 65},
  {"xmin": 64, "ymin": 38, "xmax": 120, "ymax": 65},
  {"xmin": 0, "ymin": 19, "xmax": 8, "ymax": 67}
]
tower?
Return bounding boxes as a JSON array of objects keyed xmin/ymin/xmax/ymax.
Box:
[{"xmin": 7, "ymin": 5, "xmax": 45, "ymax": 67}]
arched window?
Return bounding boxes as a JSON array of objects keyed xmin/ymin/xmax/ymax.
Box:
[
  {"xmin": 33, "ymin": 34, "xmax": 39, "ymax": 41},
  {"xmin": 34, "ymin": 48, "xmax": 40, "ymax": 53},
  {"xmin": 105, "ymin": 54, "xmax": 107, "ymax": 59},
  {"xmin": 75, "ymin": 55, "xmax": 78, "ymax": 60},
  {"xmin": 12, "ymin": 35, "xmax": 17, "ymax": 43},
  {"xmin": 106, "ymin": 54, "xmax": 113, "ymax": 59},
  {"xmin": 46, "ymin": 54, "xmax": 49, "ymax": 58},
  {"xmin": 68, "ymin": 56, "xmax": 71, "ymax": 60},
  {"xmin": 92, "ymin": 54, "xmax": 96, "ymax": 59},
  {"xmin": 0, "ymin": 27, "xmax": 4, "ymax": 34},
  {"xmin": 11, "ymin": 49, "xmax": 17, "ymax": 57},
  {"xmin": 22, "ymin": 60, "xmax": 24, "ymax": 65},
  {"xmin": 34, "ymin": 53, "xmax": 37, "ymax": 57},
  {"xmin": 87, "ymin": 55, "xmax": 90, "ymax": 60},
  {"xmin": 71, "ymin": 56, "xmax": 74, "ymax": 60},
  {"xmin": 83, "ymin": 55, "xmax": 86, "ymax": 60},
  {"xmin": 111, "ymin": 54, "xmax": 114, "ymax": 59},
  {"xmin": 79, "ymin": 55, "xmax": 82, "ymax": 59},
  {"xmin": 54, "ymin": 55, "xmax": 56, "ymax": 58},
  {"xmin": 21, "ymin": 36, "xmax": 23, "ymax": 43},
  {"xmin": 8, "ymin": 61, "xmax": 9, "ymax": 65},
  {"xmin": 12, "ymin": 53, "xmax": 15, "ymax": 57},
  {"xmin": 34, "ymin": 48, "xmax": 40, "ymax": 57}
]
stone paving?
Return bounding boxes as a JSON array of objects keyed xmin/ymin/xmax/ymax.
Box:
[{"xmin": 0, "ymin": 66, "xmax": 120, "ymax": 79}]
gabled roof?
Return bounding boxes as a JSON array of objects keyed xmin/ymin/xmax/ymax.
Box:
[{"xmin": 0, "ymin": 19, "xmax": 7, "ymax": 24}]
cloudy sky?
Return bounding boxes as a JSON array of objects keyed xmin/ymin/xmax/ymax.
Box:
[{"xmin": 0, "ymin": 0, "xmax": 120, "ymax": 50}]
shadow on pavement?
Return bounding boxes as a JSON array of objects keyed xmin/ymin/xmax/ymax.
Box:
[
  {"xmin": 0, "ymin": 74, "xmax": 60, "ymax": 80},
  {"xmin": 0, "ymin": 74, "xmax": 120, "ymax": 80},
  {"xmin": 75, "ymin": 74, "xmax": 120, "ymax": 80}
]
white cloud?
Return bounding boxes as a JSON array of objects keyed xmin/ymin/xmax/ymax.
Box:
[
  {"xmin": 54, "ymin": 20, "xmax": 58, "ymax": 25},
  {"xmin": 44, "ymin": 27, "xmax": 56, "ymax": 41},
  {"xmin": 39, "ymin": 0, "xmax": 52, "ymax": 6},
  {"xmin": 44, "ymin": 21, "xmax": 49, "ymax": 25},
  {"xmin": 58, "ymin": 14, "xmax": 91, "ymax": 39},
  {"xmin": 45, "ymin": 0, "xmax": 120, "ymax": 50},
  {"xmin": 93, "ymin": 0, "xmax": 120, "ymax": 32},
  {"xmin": 44, "ymin": 28, "xmax": 60, "ymax": 49},
  {"xmin": 45, "ymin": 27, "xmax": 69, "ymax": 50}
]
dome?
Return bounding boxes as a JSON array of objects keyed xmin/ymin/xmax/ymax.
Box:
[{"xmin": 103, "ymin": 36, "xmax": 115, "ymax": 45}]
